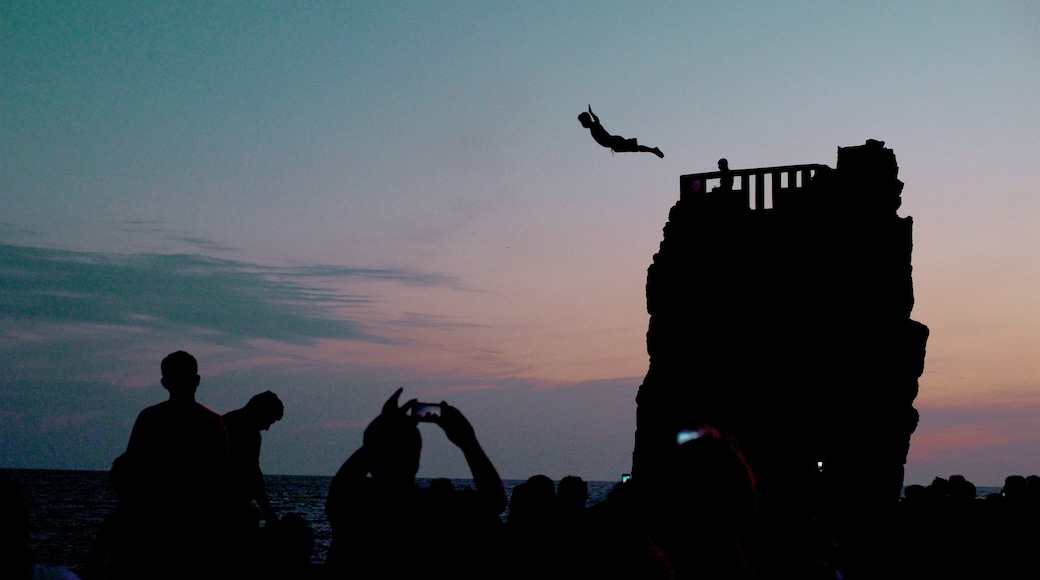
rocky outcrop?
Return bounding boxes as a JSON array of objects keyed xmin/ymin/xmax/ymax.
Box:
[{"xmin": 634, "ymin": 140, "xmax": 928, "ymax": 547}]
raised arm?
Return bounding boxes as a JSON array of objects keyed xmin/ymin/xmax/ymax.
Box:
[
  {"xmin": 587, "ymin": 104, "xmax": 599, "ymax": 124},
  {"xmin": 436, "ymin": 403, "xmax": 508, "ymax": 514},
  {"xmin": 326, "ymin": 388, "xmax": 412, "ymax": 520}
]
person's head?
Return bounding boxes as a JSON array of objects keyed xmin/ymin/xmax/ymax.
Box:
[
  {"xmin": 650, "ymin": 426, "xmax": 758, "ymax": 538},
  {"xmin": 718, "ymin": 158, "xmax": 729, "ymax": 170},
  {"xmin": 508, "ymin": 474, "xmax": 556, "ymax": 526},
  {"xmin": 1002, "ymin": 475, "xmax": 1027, "ymax": 500},
  {"xmin": 160, "ymin": 350, "xmax": 200, "ymax": 397},
  {"xmin": 363, "ymin": 410, "xmax": 422, "ymax": 487},
  {"xmin": 948, "ymin": 474, "xmax": 976, "ymax": 502},
  {"xmin": 525, "ymin": 474, "xmax": 556, "ymax": 499},
  {"xmin": 577, "ymin": 111, "xmax": 592, "ymax": 128},
  {"xmin": 244, "ymin": 391, "xmax": 284, "ymax": 430},
  {"xmin": 557, "ymin": 475, "xmax": 589, "ymax": 512}
]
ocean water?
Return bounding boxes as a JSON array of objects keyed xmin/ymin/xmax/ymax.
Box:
[{"xmin": 7, "ymin": 469, "xmax": 621, "ymax": 569}]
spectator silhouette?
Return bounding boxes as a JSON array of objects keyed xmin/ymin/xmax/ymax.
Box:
[
  {"xmin": 556, "ymin": 475, "xmax": 593, "ymax": 578},
  {"xmin": 580, "ymin": 478, "xmax": 675, "ymax": 579},
  {"xmin": 105, "ymin": 350, "xmax": 232, "ymax": 580},
  {"xmin": 224, "ymin": 391, "xmax": 283, "ymax": 525},
  {"xmin": 644, "ymin": 426, "xmax": 760, "ymax": 580},
  {"xmin": 926, "ymin": 476, "xmax": 950, "ymax": 503},
  {"xmin": 990, "ymin": 474, "xmax": 1039, "ymax": 578},
  {"xmin": 947, "ymin": 474, "xmax": 976, "ymax": 504},
  {"xmin": 506, "ymin": 474, "xmax": 556, "ymax": 528},
  {"xmin": 556, "ymin": 475, "xmax": 589, "ymax": 519},
  {"xmin": 501, "ymin": 475, "xmax": 558, "ymax": 578},
  {"xmin": 902, "ymin": 483, "xmax": 926, "ymax": 504},
  {"xmin": 1001, "ymin": 474, "xmax": 1028, "ymax": 501},
  {"xmin": 223, "ymin": 391, "xmax": 284, "ymax": 572},
  {"xmin": 1026, "ymin": 474, "xmax": 1040, "ymax": 499},
  {"xmin": 578, "ymin": 105, "xmax": 664, "ymax": 158},
  {"xmin": 324, "ymin": 388, "xmax": 506, "ymax": 578},
  {"xmin": 499, "ymin": 474, "xmax": 595, "ymax": 579},
  {"xmin": 713, "ymin": 158, "xmax": 733, "ymax": 192}
]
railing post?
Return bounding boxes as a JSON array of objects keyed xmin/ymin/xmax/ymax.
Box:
[
  {"xmin": 756, "ymin": 172, "xmax": 765, "ymax": 210},
  {"xmin": 741, "ymin": 174, "xmax": 750, "ymax": 209}
]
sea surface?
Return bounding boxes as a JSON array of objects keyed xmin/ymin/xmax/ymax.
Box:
[{"xmin": 7, "ymin": 469, "xmax": 623, "ymax": 569}]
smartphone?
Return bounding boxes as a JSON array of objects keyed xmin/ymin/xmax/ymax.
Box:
[
  {"xmin": 411, "ymin": 402, "xmax": 442, "ymax": 422},
  {"xmin": 621, "ymin": 473, "xmax": 631, "ymax": 483}
]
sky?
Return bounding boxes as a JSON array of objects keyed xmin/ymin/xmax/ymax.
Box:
[{"xmin": 1, "ymin": 1, "xmax": 1037, "ymax": 486}]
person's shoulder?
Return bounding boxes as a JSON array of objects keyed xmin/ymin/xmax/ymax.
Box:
[
  {"xmin": 135, "ymin": 401, "xmax": 169, "ymax": 421},
  {"xmin": 192, "ymin": 402, "xmax": 226, "ymax": 424}
]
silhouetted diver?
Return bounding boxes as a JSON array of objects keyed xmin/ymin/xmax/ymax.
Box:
[{"xmin": 578, "ymin": 105, "xmax": 663, "ymax": 158}]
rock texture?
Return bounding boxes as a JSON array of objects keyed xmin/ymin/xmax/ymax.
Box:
[{"xmin": 634, "ymin": 140, "xmax": 928, "ymax": 544}]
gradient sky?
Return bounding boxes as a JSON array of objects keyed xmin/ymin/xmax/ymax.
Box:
[{"xmin": 2, "ymin": 1, "xmax": 1037, "ymax": 485}]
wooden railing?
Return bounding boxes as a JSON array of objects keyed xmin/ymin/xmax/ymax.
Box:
[{"xmin": 680, "ymin": 164, "xmax": 829, "ymax": 210}]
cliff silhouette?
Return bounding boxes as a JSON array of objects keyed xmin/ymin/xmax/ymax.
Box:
[{"xmin": 634, "ymin": 140, "xmax": 929, "ymax": 568}]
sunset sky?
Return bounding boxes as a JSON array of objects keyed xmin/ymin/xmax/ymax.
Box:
[{"xmin": 2, "ymin": 1, "xmax": 1037, "ymax": 485}]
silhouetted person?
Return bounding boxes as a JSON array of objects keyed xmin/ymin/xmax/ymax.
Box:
[
  {"xmin": 989, "ymin": 474, "xmax": 1039, "ymax": 578},
  {"xmin": 107, "ymin": 350, "xmax": 232, "ymax": 580},
  {"xmin": 553, "ymin": 475, "xmax": 593, "ymax": 578},
  {"xmin": 506, "ymin": 474, "xmax": 556, "ymax": 529},
  {"xmin": 580, "ymin": 478, "xmax": 675, "ymax": 579},
  {"xmin": 644, "ymin": 425, "xmax": 760, "ymax": 580},
  {"xmin": 324, "ymin": 388, "xmax": 507, "ymax": 579},
  {"xmin": 502, "ymin": 475, "xmax": 559, "ymax": 579},
  {"xmin": 504, "ymin": 474, "xmax": 592, "ymax": 579},
  {"xmin": 223, "ymin": 391, "xmax": 284, "ymax": 572},
  {"xmin": 224, "ymin": 391, "xmax": 283, "ymax": 526},
  {"xmin": 1026, "ymin": 474, "xmax": 1040, "ymax": 499},
  {"xmin": 947, "ymin": 474, "xmax": 976, "ymax": 504},
  {"xmin": 578, "ymin": 105, "xmax": 663, "ymax": 158},
  {"xmin": 556, "ymin": 475, "xmax": 589, "ymax": 517},
  {"xmin": 713, "ymin": 158, "xmax": 733, "ymax": 192},
  {"xmin": 1001, "ymin": 474, "xmax": 1028, "ymax": 501}
]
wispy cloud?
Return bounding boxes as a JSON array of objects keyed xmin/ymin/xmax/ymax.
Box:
[
  {"xmin": 118, "ymin": 221, "xmax": 240, "ymax": 254},
  {"xmin": 282, "ymin": 265, "xmax": 460, "ymax": 289},
  {"xmin": 389, "ymin": 311, "xmax": 488, "ymax": 329},
  {"xmin": 0, "ymin": 243, "xmax": 458, "ymax": 346},
  {"xmin": 0, "ymin": 222, "xmax": 43, "ymax": 243}
]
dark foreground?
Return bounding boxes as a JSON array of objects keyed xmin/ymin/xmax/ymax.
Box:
[{"xmin": 5, "ymin": 470, "xmax": 1039, "ymax": 580}]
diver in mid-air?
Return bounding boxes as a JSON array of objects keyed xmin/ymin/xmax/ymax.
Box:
[{"xmin": 578, "ymin": 105, "xmax": 663, "ymax": 158}]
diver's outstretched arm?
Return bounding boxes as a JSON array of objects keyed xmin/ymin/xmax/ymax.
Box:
[{"xmin": 587, "ymin": 104, "xmax": 599, "ymax": 125}]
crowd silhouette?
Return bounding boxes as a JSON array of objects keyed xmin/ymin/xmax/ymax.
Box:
[{"xmin": 5, "ymin": 350, "xmax": 1037, "ymax": 580}]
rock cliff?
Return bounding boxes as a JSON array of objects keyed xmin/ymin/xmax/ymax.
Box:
[{"xmin": 634, "ymin": 140, "xmax": 928, "ymax": 542}]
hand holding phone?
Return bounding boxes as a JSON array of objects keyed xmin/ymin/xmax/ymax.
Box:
[{"xmin": 410, "ymin": 402, "xmax": 443, "ymax": 422}]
